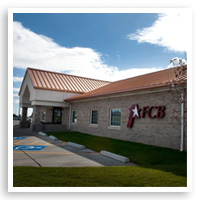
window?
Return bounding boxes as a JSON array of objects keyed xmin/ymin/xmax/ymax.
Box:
[
  {"xmin": 42, "ymin": 111, "xmax": 46, "ymax": 122},
  {"xmin": 72, "ymin": 111, "xmax": 77, "ymax": 123},
  {"xmin": 91, "ymin": 110, "xmax": 99, "ymax": 125},
  {"xmin": 52, "ymin": 107, "xmax": 62, "ymax": 124},
  {"xmin": 110, "ymin": 109, "xmax": 121, "ymax": 126}
]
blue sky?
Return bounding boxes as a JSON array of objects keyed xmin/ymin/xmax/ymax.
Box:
[
  {"xmin": 14, "ymin": 13, "xmax": 171, "ymax": 68},
  {"xmin": 13, "ymin": 12, "xmax": 188, "ymax": 115}
]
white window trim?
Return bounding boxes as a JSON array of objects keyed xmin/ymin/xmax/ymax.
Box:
[
  {"xmin": 71, "ymin": 110, "xmax": 77, "ymax": 125},
  {"xmin": 90, "ymin": 109, "xmax": 99, "ymax": 126},
  {"xmin": 109, "ymin": 108, "xmax": 121, "ymax": 128},
  {"xmin": 108, "ymin": 125, "xmax": 121, "ymax": 130},
  {"xmin": 89, "ymin": 124, "xmax": 99, "ymax": 128}
]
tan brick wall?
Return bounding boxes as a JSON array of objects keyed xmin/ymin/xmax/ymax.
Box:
[
  {"xmin": 31, "ymin": 105, "xmax": 68, "ymax": 132},
  {"xmin": 70, "ymin": 90, "xmax": 187, "ymax": 150}
]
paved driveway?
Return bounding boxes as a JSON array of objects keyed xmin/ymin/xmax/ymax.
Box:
[{"xmin": 13, "ymin": 122, "xmax": 135, "ymax": 167}]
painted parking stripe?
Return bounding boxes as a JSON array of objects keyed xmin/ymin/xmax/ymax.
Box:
[
  {"xmin": 29, "ymin": 141, "xmax": 38, "ymax": 145},
  {"xmin": 60, "ymin": 142, "xmax": 66, "ymax": 146},
  {"xmin": 43, "ymin": 141, "xmax": 67, "ymax": 146},
  {"xmin": 14, "ymin": 140, "xmax": 24, "ymax": 145},
  {"xmin": 13, "ymin": 145, "xmax": 47, "ymax": 151},
  {"xmin": 13, "ymin": 137, "xmax": 27, "ymax": 140},
  {"xmin": 13, "ymin": 151, "xmax": 100, "ymax": 155},
  {"xmin": 44, "ymin": 141, "xmax": 53, "ymax": 145}
]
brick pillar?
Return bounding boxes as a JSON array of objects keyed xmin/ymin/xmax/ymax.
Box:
[
  {"xmin": 22, "ymin": 107, "xmax": 27, "ymax": 122},
  {"xmin": 20, "ymin": 107, "xmax": 30, "ymax": 128},
  {"xmin": 31, "ymin": 105, "xmax": 43, "ymax": 132}
]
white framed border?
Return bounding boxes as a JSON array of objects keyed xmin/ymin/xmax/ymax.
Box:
[{"xmin": 8, "ymin": 7, "xmax": 192, "ymax": 193}]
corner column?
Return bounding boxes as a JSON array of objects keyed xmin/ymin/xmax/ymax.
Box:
[
  {"xmin": 20, "ymin": 107, "xmax": 30, "ymax": 128},
  {"xmin": 31, "ymin": 105, "xmax": 43, "ymax": 132}
]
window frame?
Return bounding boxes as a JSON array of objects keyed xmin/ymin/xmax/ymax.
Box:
[
  {"xmin": 41, "ymin": 111, "xmax": 46, "ymax": 122},
  {"xmin": 72, "ymin": 110, "xmax": 77, "ymax": 124},
  {"xmin": 52, "ymin": 107, "xmax": 62, "ymax": 124},
  {"xmin": 109, "ymin": 108, "xmax": 121, "ymax": 127},
  {"xmin": 90, "ymin": 109, "xmax": 99, "ymax": 126}
]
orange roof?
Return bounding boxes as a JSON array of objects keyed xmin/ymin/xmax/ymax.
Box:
[
  {"xmin": 65, "ymin": 66, "xmax": 187, "ymax": 102},
  {"xmin": 20, "ymin": 68, "xmax": 110, "ymax": 94}
]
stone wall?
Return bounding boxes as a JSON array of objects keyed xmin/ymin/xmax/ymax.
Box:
[
  {"xmin": 43, "ymin": 124, "xmax": 67, "ymax": 132},
  {"xmin": 70, "ymin": 90, "xmax": 187, "ymax": 150},
  {"xmin": 31, "ymin": 105, "xmax": 43, "ymax": 132},
  {"xmin": 31, "ymin": 105, "xmax": 69, "ymax": 132}
]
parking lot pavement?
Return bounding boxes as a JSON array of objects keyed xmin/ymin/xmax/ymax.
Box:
[{"xmin": 13, "ymin": 130, "xmax": 136, "ymax": 167}]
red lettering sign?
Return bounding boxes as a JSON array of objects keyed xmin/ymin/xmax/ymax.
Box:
[
  {"xmin": 157, "ymin": 106, "xmax": 166, "ymax": 118},
  {"xmin": 127, "ymin": 104, "xmax": 140, "ymax": 128},
  {"xmin": 148, "ymin": 106, "xmax": 157, "ymax": 118},
  {"xmin": 142, "ymin": 106, "xmax": 149, "ymax": 118},
  {"xmin": 127, "ymin": 104, "xmax": 166, "ymax": 128}
]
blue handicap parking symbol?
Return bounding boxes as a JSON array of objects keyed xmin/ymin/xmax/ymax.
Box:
[
  {"xmin": 13, "ymin": 137, "xmax": 27, "ymax": 140},
  {"xmin": 13, "ymin": 145, "xmax": 47, "ymax": 151}
]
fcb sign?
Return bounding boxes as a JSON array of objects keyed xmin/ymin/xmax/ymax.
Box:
[{"xmin": 127, "ymin": 104, "xmax": 166, "ymax": 128}]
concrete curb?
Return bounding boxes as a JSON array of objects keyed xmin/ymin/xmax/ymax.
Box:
[
  {"xmin": 38, "ymin": 132, "xmax": 47, "ymax": 136},
  {"xmin": 66, "ymin": 142, "xmax": 86, "ymax": 149},
  {"xmin": 100, "ymin": 150, "xmax": 130, "ymax": 163},
  {"xmin": 49, "ymin": 135, "xmax": 58, "ymax": 141}
]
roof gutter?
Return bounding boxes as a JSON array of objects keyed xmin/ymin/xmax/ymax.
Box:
[{"xmin": 65, "ymin": 82, "xmax": 187, "ymax": 103}]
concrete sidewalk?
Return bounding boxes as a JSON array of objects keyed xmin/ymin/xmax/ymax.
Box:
[{"xmin": 13, "ymin": 121, "xmax": 136, "ymax": 167}]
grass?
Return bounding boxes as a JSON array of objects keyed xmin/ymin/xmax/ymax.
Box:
[
  {"xmin": 13, "ymin": 131, "xmax": 187, "ymax": 187},
  {"xmin": 46, "ymin": 131, "xmax": 187, "ymax": 177},
  {"xmin": 13, "ymin": 166, "xmax": 186, "ymax": 187}
]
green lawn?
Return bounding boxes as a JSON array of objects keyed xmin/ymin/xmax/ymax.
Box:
[
  {"xmin": 46, "ymin": 131, "xmax": 187, "ymax": 177},
  {"xmin": 13, "ymin": 166, "xmax": 186, "ymax": 187},
  {"xmin": 13, "ymin": 131, "xmax": 187, "ymax": 187}
]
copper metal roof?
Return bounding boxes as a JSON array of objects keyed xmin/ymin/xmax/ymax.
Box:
[
  {"xmin": 65, "ymin": 66, "xmax": 187, "ymax": 102},
  {"xmin": 22, "ymin": 68, "xmax": 110, "ymax": 94}
]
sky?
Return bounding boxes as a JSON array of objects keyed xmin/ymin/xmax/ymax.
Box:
[{"xmin": 13, "ymin": 12, "xmax": 189, "ymax": 115}]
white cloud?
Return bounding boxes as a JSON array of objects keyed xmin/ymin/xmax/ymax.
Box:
[
  {"xmin": 111, "ymin": 67, "xmax": 163, "ymax": 79},
  {"xmin": 13, "ymin": 93, "xmax": 19, "ymax": 98},
  {"xmin": 13, "ymin": 21, "xmax": 164, "ymax": 81},
  {"xmin": 127, "ymin": 12, "xmax": 190, "ymax": 53},
  {"xmin": 70, "ymin": 67, "xmax": 163, "ymax": 81},
  {"xmin": 13, "ymin": 77, "xmax": 23, "ymax": 82},
  {"xmin": 14, "ymin": 99, "xmax": 19, "ymax": 104},
  {"xmin": 13, "ymin": 88, "xmax": 20, "ymax": 92}
]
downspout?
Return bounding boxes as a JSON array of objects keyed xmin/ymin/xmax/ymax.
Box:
[
  {"xmin": 68, "ymin": 102, "xmax": 71, "ymax": 130},
  {"xmin": 180, "ymin": 93, "xmax": 184, "ymax": 151}
]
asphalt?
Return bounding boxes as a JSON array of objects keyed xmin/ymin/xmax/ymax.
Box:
[{"xmin": 13, "ymin": 121, "xmax": 136, "ymax": 167}]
